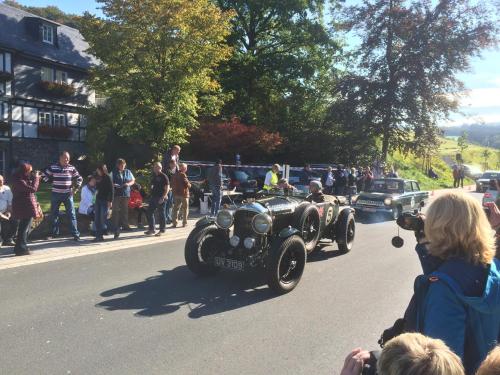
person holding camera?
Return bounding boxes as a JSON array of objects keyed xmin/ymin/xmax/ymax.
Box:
[
  {"xmin": 396, "ymin": 192, "xmax": 500, "ymax": 374},
  {"xmin": 11, "ymin": 163, "xmax": 40, "ymax": 256},
  {"xmin": 340, "ymin": 333, "xmax": 465, "ymax": 375}
]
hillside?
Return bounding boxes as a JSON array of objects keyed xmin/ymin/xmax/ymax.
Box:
[
  {"xmin": 442, "ymin": 123, "xmax": 500, "ymax": 149},
  {"xmin": 388, "ymin": 137, "xmax": 499, "ymax": 191}
]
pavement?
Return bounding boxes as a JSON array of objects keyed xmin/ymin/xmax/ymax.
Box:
[{"xmin": 0, "ymin": 189, "xmax": 482, "ymax": 375}]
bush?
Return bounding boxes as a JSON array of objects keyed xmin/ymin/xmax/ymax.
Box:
[{"xmin": 189, "ymin": 117, "xmax": 284, "ymax": 163}]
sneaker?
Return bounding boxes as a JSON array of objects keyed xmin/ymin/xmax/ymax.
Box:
[
  {"xmin": 171, "ymin": 223, "xmax": 177, "ymax": 228},
  {"xmin": 92, "ymin": 237, "xmax": 104, "ymax": 242},
  {"xmin": 114, "ymin": 232, "xmax": 120, "ymax": 239},
  {"xmin": 155, "ymin": 231, "xmax": 162, "ymax": 237},
  {"xmin": 182, "ymin": 223, "xmax": 187, "ymax": 227},
  {"xmin": 15, "ymin": 250, "xmax": 31, "ymax": 256},
  {"xmin": 144, "ymin": 230, "xmax": 155, "ymax": 235},
  {"xmin": 73, "ymin": 236, "xmax": 81, "ymax": 242},
  {"xmin": 2, "ymin": 241, "xmax": 16, "ymax": 247}
]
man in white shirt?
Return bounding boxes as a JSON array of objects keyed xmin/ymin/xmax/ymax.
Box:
[{"xmin": 0, "ymin": 175, "xmax": 15, "ymax": 246}]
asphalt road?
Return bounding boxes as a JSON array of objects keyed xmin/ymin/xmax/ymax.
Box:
[{"xmin": 0, "ymin": 193, "xmax": 481, "ymax": 375}]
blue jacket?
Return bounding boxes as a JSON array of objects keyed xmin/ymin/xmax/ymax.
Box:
[{"xmin": 414, "ymin": 245, "xmax": 500, "ymax": 374}]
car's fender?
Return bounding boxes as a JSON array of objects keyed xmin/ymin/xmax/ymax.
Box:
[
  {"xmin": 195, "ymin": 216, "xmax": 216, "ymax": 227},
  {"xmin": 279, "ymin": 226, "xmax": 300, "ymax": 238}
]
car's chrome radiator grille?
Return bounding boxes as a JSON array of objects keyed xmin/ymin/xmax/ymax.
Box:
[
  {"xmin": 357, "ymin": 199, "xmax": 384, "ymax": 207},
  {"xmin": 233, "ymin": 211, "xmax": 257, "ymax": 237}
]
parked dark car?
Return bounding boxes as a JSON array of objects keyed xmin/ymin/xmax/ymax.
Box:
[
  {"xmin": 352, "ymin": 178, "xmax": 429, "ymax": 220},
  {"xmin": 476, "ymin": 171, "xmax": 500, "ymax": 193},
  {"xmin": 184, "ymin": 189, "xmax": 355, "ymax": 294}
]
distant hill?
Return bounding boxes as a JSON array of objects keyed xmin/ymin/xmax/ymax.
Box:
[{"xmin": 442, "ymin": 123, "xmax": 500, "ymax": 149}]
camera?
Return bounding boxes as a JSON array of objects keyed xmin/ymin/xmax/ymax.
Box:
[
  {"xmin": 391, "ymin": 213, "xmax": 425, "ymax": 248},
  {"xmin": 361, "ymin": 351, "xmax": 381, "ymax": 375},
  {"xmin": 396, "ymin": 212, "xmax": 424, "ymax": 232}
]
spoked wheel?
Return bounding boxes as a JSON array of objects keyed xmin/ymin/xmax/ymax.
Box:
[
  {"xmin": 293, "ymin": 204, "xmax": 321, "ymax": 253},
  {"xmin": 185, "ymin": 225, "xmax": 226, "ymax": 276},
  {"xmin": 337, "ymin": 211, "xmax": 356, "ymax": 253},
  {"xmin": 266, "ymin": 235, "xmax": 307, "ymax": 294}
]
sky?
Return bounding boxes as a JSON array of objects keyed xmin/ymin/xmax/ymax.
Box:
[{"xmin": 13, "ymin": 0, "xmax": 500, "ymax": 128}]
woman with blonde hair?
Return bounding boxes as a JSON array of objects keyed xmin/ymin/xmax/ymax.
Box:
[
  {"xmin": 476, "ymin": 346, "xmax": 500, "ymax": 375},
  {"xmin": 410, "ymin": 191, "xmax": 500, "ymax": 374}
]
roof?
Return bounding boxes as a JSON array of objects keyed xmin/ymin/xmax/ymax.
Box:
[{"xmin": 0, "ymin": 3, "xmax": 98, "ymax": 70}]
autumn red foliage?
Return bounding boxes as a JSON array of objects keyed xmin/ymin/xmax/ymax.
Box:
[{"xmin": 189, "ymin": 117, "xmax": 284, "ymax": 162}]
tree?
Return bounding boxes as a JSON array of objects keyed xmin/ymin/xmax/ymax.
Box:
[
  {"xmin": 482, "ymin": 149, "xmax": 491, "ymax": 170},
  {"xmin": 215, "ymin": 0, "xmax": 341, "ymax": 134},
  {"xmin": 188, "ymin": 116, "xmax": 283, "ymax": 162},
  {"xmin": 457, "ymin": 131, "xmax": 469, "ymax": 154},
  {"xmin": 339, "ymin": 0, "xmax": 498, "ymax": 161},
  {"xmin": 80, "ymin": 0, "xmax": 234, "ymax": 157},
  {"xmin": 3, "ymin": 0, "xmax": 83, "ymax": 28}
]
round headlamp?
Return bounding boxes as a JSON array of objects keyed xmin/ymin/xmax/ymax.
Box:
[
  {"xmin": 252, "ymin": 214, "xmax": 272, "ymax": 234},
  {"xmin": 229, "ymin": 235, "xmax": 240, "ymax": 247},
  {"xmin": 243, "ymin": 237, "xmax": 256, "ymax": 249},
  {"xmin": 384, "ymin": 198, "xmax": 392, "ymax": 206},
  {"xmin": 216, "ymin": 210, "xmax": 233, "ymax": 229},
  {"xmin": 351, "ymin": 195, "xmax": 358, "ymax": 203}
]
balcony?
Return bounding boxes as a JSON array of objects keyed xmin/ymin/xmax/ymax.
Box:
[
  {"xmin": 39, "ymin": 80, "xmax": 75, "ymax": 98},
  {"xmin": 0, "ymin": 71, "xmax": 13, "ymax": 82}
]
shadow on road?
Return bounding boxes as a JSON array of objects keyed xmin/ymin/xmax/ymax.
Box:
[
  {"xmin": 97, "ymin": 266, "xmax": 277, "ymax": 319},
  {"xmin": 306, "ymin": 243, "xmax": 347, "ymax": 263}
]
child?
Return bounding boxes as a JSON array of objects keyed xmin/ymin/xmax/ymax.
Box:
[{"xmin": 129, "ymin": 183, "xmax": 147, "ymax": 229}]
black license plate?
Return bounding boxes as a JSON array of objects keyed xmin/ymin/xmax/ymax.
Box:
[{"xmin": 214, "ymin": 257, "xmax": 244, "ymax": 271}]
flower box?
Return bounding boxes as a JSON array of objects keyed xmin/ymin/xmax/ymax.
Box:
[
  {"xmin": 38, "ymin": 125, "xmax": 72, "ymax": 139},
  {"xmin": 0, "ymin": 120, "xmax": 10, "ymax": 132},
  {"xmin": 39, "ymin": 80, "xmax": 76, "ymax": 97}
]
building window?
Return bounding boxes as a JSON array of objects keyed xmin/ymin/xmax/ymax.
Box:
[
  {"xmin": 55, "ymin": 70, "xmax": 67, "ymax": 84},
  {"xmin": 39, "ymin": 112, "xmax": 51, "ymax": 126},
  {"xmin": 42, "ymin": 25, "xmax": 54, "ymax": 44},
  {"xmin": 41, "ymin": 67, "xmax": 53, "ymax": 81},
  {"xmin": 0, "ymin": 52, "xmax": 12, "ymax": 73},
  {"xmin": 53, "ymin": 113, "xmax": 65, "ymax": 127}
]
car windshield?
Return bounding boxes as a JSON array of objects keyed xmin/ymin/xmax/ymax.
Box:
[
  {"xmin": 482, "ymin": 172, "xmax": 499, "ymax": 179},
  {"xmin": 368, "ymin": 179, "xmax": 403, "ymax": 193}
]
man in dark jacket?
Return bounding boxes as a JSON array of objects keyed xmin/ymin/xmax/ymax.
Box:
[
  {"xmin": 307, "ymin": 180, "xmax": 325, "ymax": 203},
  {"xmin": 145, "ymin": 162, "xmax": 169, "ymax": 236},
  {"xmin": 207, "ymin": 160, "xmax": 223, "ymax": 216},
  {"xmin": 300, "ymin": 164, "xmax": 315, "ymax": 185}
]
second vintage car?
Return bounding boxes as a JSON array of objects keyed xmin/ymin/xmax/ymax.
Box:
[
  {"xmin": 184, "ymin": 188, "xmax": 355, "ymax": 294},
  {"xmin": 352, "ymin": 178, "xmax": 429, "ymax": 220}
]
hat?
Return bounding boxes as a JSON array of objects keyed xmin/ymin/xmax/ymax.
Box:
[{"xmin": 310, "ymin": 180, "xmax": 322, "ymax": 190}]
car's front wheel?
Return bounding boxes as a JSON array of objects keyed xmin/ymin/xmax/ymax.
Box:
[
  {"xmin": 266, "ymin": 236, "xmax": 307, "ymax": 294},
  {"xmin": 185, "ymin": 225, "xmax": 226, "ymax": 276},
  {"xmin": 336, "ymin": 211, "xmax": 355, "ymax": 253}
]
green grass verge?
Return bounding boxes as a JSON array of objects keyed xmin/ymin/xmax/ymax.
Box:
[
  {"xmin": 36, "ymin": 183, "xmax": 81, "ymax": 214},
  {"xmin": 440, "ymin": 137, "xmax": 499, "ymax": 170}
]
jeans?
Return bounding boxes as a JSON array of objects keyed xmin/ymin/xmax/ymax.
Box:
[
  {"xmin": 0, "ymin": 216, "xmax": 15, "ymax": 243},
  {"xmin": 15, "ymin": 217, "xmax": 33, "ymax": 255},
  {"xmin": 210, "ymin": 186, "xmax": 222, "ymax": 216},
  {"xmin": 165, "ymin": 190, "xmax": 173, "ymax": 224},
  {"xmin": 50, "ymin": 192, "xmax": 79, "ymax": 237},
  {"xmin": 147, "ymin": 197, "xmax": 166, "ymax": 231},
  {"xmin": 94, "ymin": 199, "xmax": 109, "ymax": 239}
]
